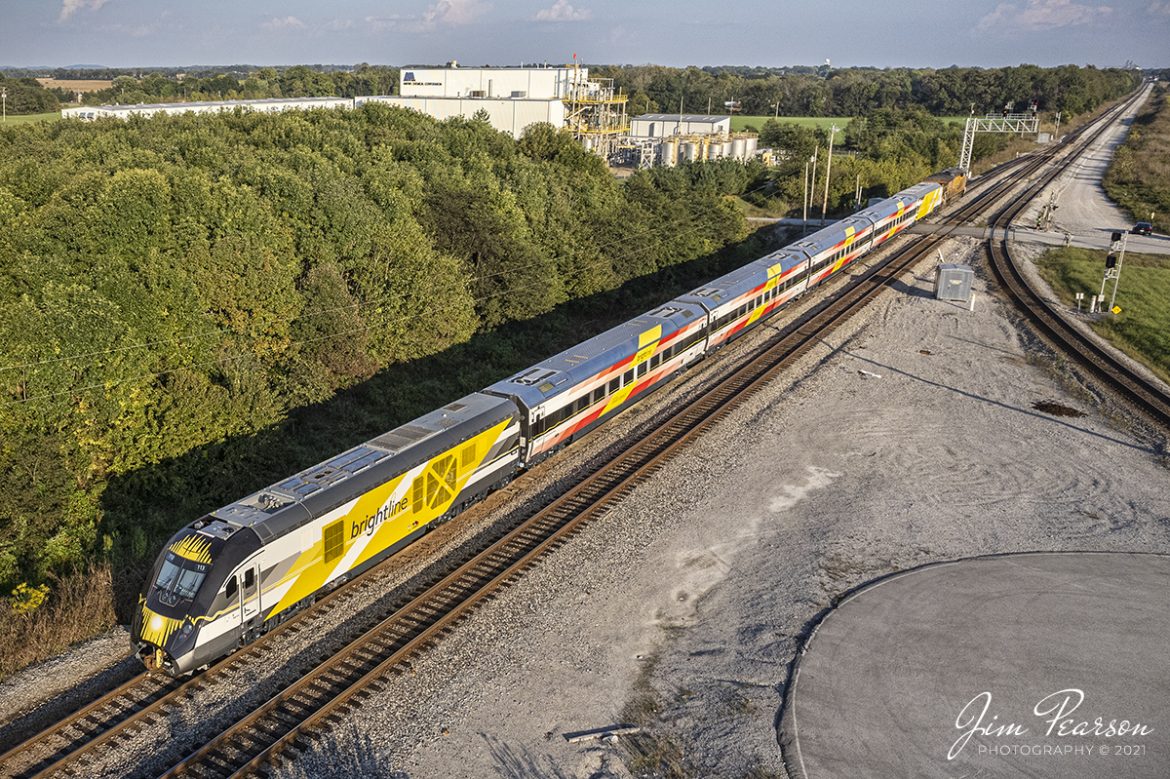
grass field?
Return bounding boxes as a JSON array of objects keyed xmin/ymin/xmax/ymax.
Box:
[
  {"xmin": 731, "ymin": 114, "xmax": 968, "ymax": 133},
  {"xmin": 2, "ymin": 111, "xmax": 61, "ymax": 124},
  {"xmin": 35, "ymin": 77, "xmax": 113, "ymax": 92},
  {"xmin": 1035, "ymin": 247, "xmax": 1170, "ymax": 383}
]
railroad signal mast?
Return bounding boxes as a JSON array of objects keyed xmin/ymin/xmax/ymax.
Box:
[
  {"xmin": 957, "ymin": 100, "xmax": 1041, "ymax": 174},
  {"xmin": 1098, "ymin": 230, "xmax": 1128, "ymax": 314}
]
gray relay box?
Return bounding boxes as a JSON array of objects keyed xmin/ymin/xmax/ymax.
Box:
[{"xmin": 935, "ymin": 264, "xmax": 974, "ymax": 303}]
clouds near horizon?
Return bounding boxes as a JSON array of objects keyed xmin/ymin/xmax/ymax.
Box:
[{"xmin": 21, "ymin": 0, "xmax": 1169, "ymax": 68}]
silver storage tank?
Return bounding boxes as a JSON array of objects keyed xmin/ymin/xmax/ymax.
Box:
[{"xmin": 659, "ymin": 138, "xmax": 678, "ymax": 167}]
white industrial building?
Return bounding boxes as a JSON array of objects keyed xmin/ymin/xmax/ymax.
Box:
[
  {"xmin": 630, "ymin": 114, "xmax": 731, "ymax": 138},
  {"xmin": 398, "ymin": 65, "xmax": 584, "ymax": 99},
  {"xmin": 361, "ymin": 64, "xmax": 608, "ymax": 141},
  {"xmin": 62, "ymin": 96, "xmax": 351, "ymax": 121},
  {"xmin": 627, "ymin": 113, "xmax": 757, "ymax": 168},
  {"xmin": 356, "ymin": 95, "xmax": 566, "ymax": 140}
]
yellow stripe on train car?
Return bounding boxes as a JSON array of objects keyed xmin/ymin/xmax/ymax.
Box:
[{"xmin": 265, "ymin": 418, "xmax": 514, "ymax": 619}]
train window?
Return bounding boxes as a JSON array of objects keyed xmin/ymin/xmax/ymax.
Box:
[
  {"xmin": 575, "ymin": 396, "xmax": 590, "ymax": 413},
  {"xmin": 323, "ymin": 519, "xmax": 345, "ymax": 564},
  {"xmin": 593, "ymin": 387, "xmax": 605, "ymax": 404},
  {"xmin": 650, "ymin": 353, "xmax": 661, "ymax": 369},
  {"xmin": 225, "ymin": 576, "xmax": 237, "ymax": 600},
  {"xmin": 461, "ymin": 443, "xmax": 476, "ymax": 469},
  {"xmin": 609, "ymin": 378, "xmax": 620, "ymax": 394},
  {"xmin": 623, "ymin": 370, "xmax": 634, "ymax": 386},
  {"xmin": 637, "ymin": 362, "xmax": 648, "ymax": 378},
  {"xmin": 244, "ymin": 568, "xmax": 256, "ymax": 589}
]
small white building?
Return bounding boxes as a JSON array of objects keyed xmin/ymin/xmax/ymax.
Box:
[
  {"xmin": 399, "ymin": 65, "xmax": 584, "ymax": 100},
  {"xmin": 62, "ymin": 96, "xmax": 352, "ymax": 121},
  {"xmin": 630, "ymin": 114, "xmax": 731, "ymax": 138}
]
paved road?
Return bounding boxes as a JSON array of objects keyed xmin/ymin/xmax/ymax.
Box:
[
  {"xmin": 1044, "ymin": 84, "xmax": 1156, "ymax": 240},
  {"xmin": 780, "ymin": 553, "xmax": 1170, "ymax": 778}
]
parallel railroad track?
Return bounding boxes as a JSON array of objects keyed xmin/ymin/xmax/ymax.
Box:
[
  {"xmin": 154, "ymin": 109, "xmax": 1096, "ymax": 779},
  {"xmin": 0, "ymin": 91, "xmax": 1140, "ymax": 779},
  {"xmin": 983, "ymin": 88, "xmax": 1170, "ymax": 430}
]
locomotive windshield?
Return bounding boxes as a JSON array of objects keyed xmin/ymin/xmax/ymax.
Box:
[{"xmin": 154, "ymin": 552, "xmax": 208, "ymax": 606}]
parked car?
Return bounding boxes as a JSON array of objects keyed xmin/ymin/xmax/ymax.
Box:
[{"xmin": 1132, "ymin": 221, "xmax": 1153, "ymax": 236}]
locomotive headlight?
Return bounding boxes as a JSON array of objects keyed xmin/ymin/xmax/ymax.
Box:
[{"xmin": 150, "ymin": 614, "xmax": 164, "ymax": 633}]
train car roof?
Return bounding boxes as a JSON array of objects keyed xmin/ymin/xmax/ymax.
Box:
[
  {"xmin": 210, "ymin": 392, "xmax": 516, "ymax": 543},
  {"xmin": 855, "ymin": 182, "xmax": 942, "ymax": 222},
  {"xmin": 787, "ymin": 213, "xmax": 880, "ymax": 258},
  {"xmin": 675, "ymin": 250, "xmax": 805, "ymax": 308},
  {"xmin": 483, "ymin": 301, "xmax": 705, "ymax": 408}
]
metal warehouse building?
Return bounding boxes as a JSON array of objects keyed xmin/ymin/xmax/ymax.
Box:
[
  {"xmin": 630, "ymin": 114, "xmax": 732, "ymax": 138},
  {"xmin": 62, "ymin": 96, "xmax": 352, "ymax": 121}
]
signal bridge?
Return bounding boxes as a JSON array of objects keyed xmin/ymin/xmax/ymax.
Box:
[{"xmin": 959, "ymin": 113, "xmax": 1040, "ymax": 173}]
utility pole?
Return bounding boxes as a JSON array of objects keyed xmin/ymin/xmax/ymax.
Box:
[
  {"xmin": 820, "ymin": 125, "xmax": 839, "ymax": 225},
  {"xmin": 1, "ymin": 88, "xmax": 6, "ymax": 123},
  {"xmin": 1053, "ymin": 111, "xmax": 1062, "ymax": 140},
  {"xmin": 808, "ymin": 144, "xmax": 819, "ymax": 230},
  {"xmin": 803, "ymin": 157, "xmax": 811, "ymax": 231}
]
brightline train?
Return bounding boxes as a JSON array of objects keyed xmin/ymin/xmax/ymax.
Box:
[{"xmin": 133, "ymin": 169, "xmax": 965, "ymax": 675}]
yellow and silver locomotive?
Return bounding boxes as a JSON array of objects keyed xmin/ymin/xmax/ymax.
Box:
[{"xmin": 133, "ymin": 393, "xmax": 520, "ymax": 674}]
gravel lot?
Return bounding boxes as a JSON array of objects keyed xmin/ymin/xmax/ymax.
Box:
[{"xmin": 282, "ymin": 240, "xmax": 1170, "ymax": 777}]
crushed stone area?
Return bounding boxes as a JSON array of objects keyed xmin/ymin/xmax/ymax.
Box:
[
  {"xmin": 276, "ymin": 232, "xmax": 1170, "ymax": 779},
  {"xmin": 1021, "ymin": 83, "xmax": 1157, "ymax": 243},
  {"xmin": 0, "ymin": 627, "xmax": 136, "ymax": 750}
]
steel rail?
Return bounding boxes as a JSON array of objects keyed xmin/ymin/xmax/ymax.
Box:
[
  {"xmin": 3, "ymin": 91, "xmax": 1132, "ymax": 779},
  {"xmin": 155, "ymin": 126, "xmax": 1074, "ymax": 779},
  {"xmin": 983, "ymin": 90, "xmax": 1170, "ymax": 430}
]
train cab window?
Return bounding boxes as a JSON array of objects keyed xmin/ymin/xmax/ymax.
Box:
[
  {"xmin": 154, "ymin": 552, "xmax": 208, "ymax": 606},
  {"xmin": 609, "ymin": 378, "xmax": 620, "ymax": 394},
  {"xmin": 225, "ymin": 575, "xmax": 238, "ymax": 600},
  {"xmin": 244, "ymin": 568, "xmax": 256, "ymax": 589}
]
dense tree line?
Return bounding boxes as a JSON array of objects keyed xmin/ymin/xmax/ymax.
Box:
[
  {"xmin": 0, "ymin": 75, "xmax": 60, "ymax": 114},
  {"xmin": 596, "ymin": 64, "xmax": 1139, "ymax": 119},
  {"xmin": 53, "ymin": 64, "xmax": 400, "ymax": 106},
  {"xmin": 0, "ymin": 105, "xmax": 747, "ymax": 607}
]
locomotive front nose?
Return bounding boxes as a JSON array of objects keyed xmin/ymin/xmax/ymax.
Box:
[{"xmin": 133, "ymin": 600, "xmax": 199, "ymax": 676}]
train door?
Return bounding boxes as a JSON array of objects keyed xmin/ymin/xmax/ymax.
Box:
[{"xmin": 239, "ymin": 556, "xmax": 262, "ymax": 628}]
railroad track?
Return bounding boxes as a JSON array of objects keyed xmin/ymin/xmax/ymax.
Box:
[
  {"xmin": 0, "ymin": 93, "xmax": 1136, "ymax": 779},
  {"xmin": 151, "ymin": 119, "xmax": 1088, "ymax": 779},
  {"xmin": 983, "ymin": 89, "xmax": 1170, "ymax": 431}
]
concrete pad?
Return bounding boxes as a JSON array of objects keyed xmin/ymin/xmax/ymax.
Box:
[{"xmin": 781, "ymin": 553, "xmax": 1170, "ymax": 778}]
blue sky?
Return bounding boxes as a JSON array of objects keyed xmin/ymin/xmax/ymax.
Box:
[{"xmin": 5, "ymin": 0, "xmax": 1169, "ymax": 68}]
